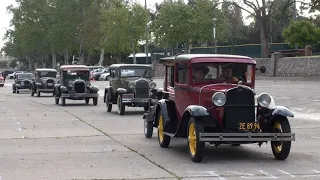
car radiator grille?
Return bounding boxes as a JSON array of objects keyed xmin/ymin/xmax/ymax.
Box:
[
  {"xmin": 134, "ymin": 80, "xmax": 149, "ymax": 98},
  {"xmin": 223, "ymin": 86, "xmax": 255, "ymax": 132},
  {"xmin": 46, "ymin": 79, "xmax": 54, "ymax": 89},
  {"xmin": 74, "ymin": 82, "xmax": 85, "ymax": 93}
]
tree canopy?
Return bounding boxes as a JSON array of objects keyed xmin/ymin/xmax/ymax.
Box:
[{"xmin": 1, "ymin": 0, "xmax": 318, "ymax": 68}]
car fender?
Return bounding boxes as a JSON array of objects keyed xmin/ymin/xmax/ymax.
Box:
[
  {"xmin": 271, "ymin": 106, "xmax": 294, "ymax": 117},
  {"xmin": 105, "ymin": 86, "xmax": 115, "ymax": 103},
  {"xmin": 116, "ymin": 88, "xmax": 127, "ymax": 94},
  {"xmin": 263, "ymin": 106, "xmax": 293, "ymax": 132},
  {"xmin": 185, "ymin": 105, "xmax": 210, "ymax": 116},
  {"xmin": 155, "ymin": 99, "xmax": 174, "ymax": 125}
]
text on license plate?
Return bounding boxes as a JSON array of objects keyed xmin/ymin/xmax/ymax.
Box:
[
  {"xmin": 239, "ymin": 122, "xmax": 260, "ymax": 130},
  {"xmin": 47, "ymin": 83, "xmax": 53, "ymax": 86}
]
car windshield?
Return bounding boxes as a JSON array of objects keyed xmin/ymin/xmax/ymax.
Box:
[
  {"xmin": 120, "ymin": 67, "xmax": 151, "ymax": 78},
  {"xmin": 39, "ymin": 71, "xmax": 57, "ymax": 78},
  {"xmin": 18, "ymin": 74, "xmax": 33, "ymax": 79},
  {"xmin": 193, "ymin": 62, "xmax": 254, "ymax": 83},
  {"xmin": 63, "ymin": 70, "xmax": 89, "ymax": 81}
]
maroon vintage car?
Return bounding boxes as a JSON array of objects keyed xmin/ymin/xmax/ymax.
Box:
[{"xmin": 143, "ymin": 54, "xmax": 295, "ymax": 162}]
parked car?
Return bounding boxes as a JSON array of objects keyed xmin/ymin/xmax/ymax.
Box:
[
  {"xmin": 103, "ymin": 64, "xmax": 157, "ymax": 115},
  {"xmin": 99, "ymin": 71, "xmax": 110, "ymax": 81},
  {"xmin": 12, "ymin": 72, "xmax": 34, "ymax": 93},
  {"xmin": 92, "ymin": 68, "xmax": 109, "ymax": 80},
  {"xmin": 143, "ymin": 54, "xmax": 295, "ymax": 162},
  {"xmin": 8, "ymin": 71, "xmax": 24, "ymax": 79},
  {"xmin": 30, "ymin": 68, "xmax": 57, "ymax": 97},
  {"xmin": 53, "ymin": 65, "xmax": 99, "ymax": 106}
]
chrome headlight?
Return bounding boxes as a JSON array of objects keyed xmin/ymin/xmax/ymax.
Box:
[
  {"xmin": 60, "ymin": 86, "xmax": 67, "ymax": 92},
  {"xmin": 257, "ymin": 93, "xmax": 272, "ymax": 108},
  {"xmin": 212, "ymin": 92, "xmax": 226, "ymax": 106},
  {"xmin": 91, "ymin": 86, "xmax": 99, "ymax": 92},
  {"xmin": 85, "ymin": 81, "xmax": 91, "ymax": 87},
  {"xmin": 128, "ymin": 81, "xmax": 135, "ymax": 89},
  {"xmin": 149, "ymin": 81, "xmax": 156, "ymax": 89},
  {"xmin": 68, "ymin": 82, "xmax": 73, "ymax": 87}
]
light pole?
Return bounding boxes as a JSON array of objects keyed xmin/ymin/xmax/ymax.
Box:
[
  {"xmin": 212, "ymin": 18, "xmax": 217, "ymax": 54},
  {"xmin": 145, "ymin": 0, "xmax": 149, "ymax": 64}
]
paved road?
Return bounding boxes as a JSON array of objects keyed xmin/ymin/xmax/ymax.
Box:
[{"xmin": 0, "ymin": 78, "xmax": 320, "ymax": 180}]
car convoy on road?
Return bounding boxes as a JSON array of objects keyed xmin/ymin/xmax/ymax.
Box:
[{"xmin": 8, "ymin": 53, "xmax": 296, "ymax": 163}]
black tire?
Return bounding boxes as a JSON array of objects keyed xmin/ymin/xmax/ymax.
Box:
[
  {"xmin": 144, "ymin": 118, "xmax": 153, "ymax": 138},
  {"xmin": 271, "ymin": 117, "xmax": 292, "ymax": 160},
  {"xmin": 187, "ymin": 117, "xmax": 205, "ymax": 162},
  {"xmin": 37, "ymin": 90, "xmax": 40, "ymax": 97},
  {"xmin": 16, "ymin": 87, "xmax": 19, "ymax": 93},
  {"xmin": 31, "ymin": 89, "xmax": 34, "ymax": 96},
  {"xmin": 117, "ymin": 95, "xmax": 125, "ymax": 115},
  {"xmin": 105, "ymin": 94, "xmax": 112, "ymax": 112},
  {"xmin": 157, "ymin": 111, "xmax": 171, "ymax": 148},
  {"xmin": 93, "ymin": 97, "xmax": 98, "ymax": 106},
  {"xmin": 62, "ymin": 97, "xmax": 66, "ymax": 106},
  {"xmin": 55, "ymin": 96, "xmax": 59, "ymax": 104},
  {"xmin": 85, "ymin": 98, "xmax": 89, "ymax": 104}
]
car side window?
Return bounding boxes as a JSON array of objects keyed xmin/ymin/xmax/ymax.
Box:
[
  {"xmin": 176, "ymin": 63, "xmax": 188, "ymax": 84},
  {"xmin": 166, "ymin": 66, "xmax": 174, "ymax": 87}
]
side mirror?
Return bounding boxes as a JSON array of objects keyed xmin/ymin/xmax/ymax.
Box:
[{"xmin": 256, "ymin": 66, "xmax": 266, "ymax": 73}]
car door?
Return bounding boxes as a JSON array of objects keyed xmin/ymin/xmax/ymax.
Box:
[{"xmin": 174, "ymin": 62, "xmax": 191, "ymax": 119}]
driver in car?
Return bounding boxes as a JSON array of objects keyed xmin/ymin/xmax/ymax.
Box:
[
  {"xmin": 220, "ymin": 65, "xmax": 238, "ymax": 81},
  {"xmin": 194, "ymin": 66, "xmax": 209, "ymax": 81}
]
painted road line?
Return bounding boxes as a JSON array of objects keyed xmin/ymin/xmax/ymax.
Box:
[{"xmin": 278, "ymin": 170, "xmax": 295, "ymax": 178}]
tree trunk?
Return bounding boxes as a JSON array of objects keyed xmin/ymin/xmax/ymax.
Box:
[
  {"xmin": 259, "ymin": 18, "xmax": 270, "ymax": 58},
  {"xmin": 117, "ymin": 54, "xmax": 121, "ymax": 63},
  {"xmin": 64, "ymin": 48, "xmax": 69, "ymax": 65},
  {"xmin": 98, "ymin": 48, "xmax": 105, "ymax": 66},
  {"xmin": 51, "ymin": 48, "xmax": 57, "ymax": 69}
]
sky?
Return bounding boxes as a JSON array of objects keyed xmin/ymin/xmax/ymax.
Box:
[{"xmin": 0, "ymin": 0, "xmax": 315, "ymax": 51}]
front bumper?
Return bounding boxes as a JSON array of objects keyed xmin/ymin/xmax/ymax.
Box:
[
  {"xmin": 37, "ymin": 89, "xmax": 54, "ymax": 93},
  {"xmin": 199, "ymin": 132, "xmax": 295, "ymax": 142},
  {"xmin": 61, "ymin": 93, "xmax": 99, "ymax": 98}
]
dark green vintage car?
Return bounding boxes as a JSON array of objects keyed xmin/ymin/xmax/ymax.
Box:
[
  {"xmin": 103, "ymin": 64, "xmax": 157, "ymax": 115},
  {"xmin": 30, "ymin": 68, "xmax": 57, "ymax": 97},
  {"xmin": 12, "ymin": 72, "xmax": 34, "ymax": 93}
]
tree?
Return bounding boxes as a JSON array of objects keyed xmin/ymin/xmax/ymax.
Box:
[
  {"xmin": 222, "ymin": 0, "xmax": 303, "ymax": 57},
  {"xmin": 282, "ymin": 19, "xmax": 320, "ymax": 47},
  {"xmin": 8, "ymin": 59, "xmax": 18, "ymax": 68}
]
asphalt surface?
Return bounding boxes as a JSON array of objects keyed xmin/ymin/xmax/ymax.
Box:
[{"xmin": 0, "ymin": 78, "xmax": 320, "ymax": 180}]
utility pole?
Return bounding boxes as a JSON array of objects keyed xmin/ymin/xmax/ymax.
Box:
[
  {"xmin": 212, "ymin": 18, "xmax": 217, "ymax": 54},
  {"xmin": 145, "ymin": 0, "xmax": 149, "ymax": 64}
]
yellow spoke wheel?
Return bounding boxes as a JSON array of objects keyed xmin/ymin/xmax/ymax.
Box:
[
  {"xmin": 157, "ymin": 113, "xmax": 170, "ymax": 148},
  {"xmin": 270, "ymin": 117, "xmax": 292, "ymax": 160},
  {"xmin": 187, "ymin": 117, "xmax": 205, "ymax": 163}
]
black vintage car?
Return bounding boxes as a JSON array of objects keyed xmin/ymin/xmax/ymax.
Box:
[
  {"xmin": 31, "ymin": 68, "xmax": 57, "ymax": 97},
  {"xmin": 103, "ymin": 64, "xmax": 157, "ymax": 115},
  {"xmin": 12, "ymin": 72, "xmax": 34, "ymax": 93},
  {"xmin": 53, "ymin": 65, "xmax": 99, "ymax": 106}
]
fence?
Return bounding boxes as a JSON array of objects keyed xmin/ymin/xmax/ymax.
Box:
[{"xmin": 150, "ymin": 43, "xmax": 320, "ymax": 62}]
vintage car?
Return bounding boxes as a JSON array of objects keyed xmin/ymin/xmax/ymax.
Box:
[
  {"xmin": 53, "ymin": 65, "xmax": 99, "ymax": 106},
  {"xmin": 12, "ymin": 72, "xmax": 34, "ymax": 93},
  {"xmin": 103, "ymin": 64, "xmax": 157, "ymax": 115},
  {"xmin": 143, "ymin": 54, "xmax": 295, "ymax": 162},
  {"xmin": 30, "ymin": 68, "xmax": 57, "ymax": 97}
]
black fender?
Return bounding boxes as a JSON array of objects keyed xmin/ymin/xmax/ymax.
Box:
[
  {"xmin": 53, "ymin": 84, "xmax": 61, "ymax": 96},
  {"xmin": 116, "ymin": 88, "xmax": 127, "ymax": 94},
  {"xmin": 154, "ymin": 99, "xmax": 177, "ymax": 127},
  {"xmin": 175, "ymin": 105, "xmax": 223, "ymax": 138},
  {"xmin": 263, "ymin": 106, "xmax": 293, "ymax": 132},
  {"xmin": 104, "ymin": 86, "xmax": 115, "ymax": 103}
]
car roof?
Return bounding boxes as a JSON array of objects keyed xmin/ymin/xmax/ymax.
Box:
[
  {"xmin": 35, "ymin": 68, "xmax": 57, "ymax": 72},
  {"xmin": 157, "ymin": 54, "xmax": 256, "ymax": 65},
  {"xmin": 59, "ymin": 65, "xmax": 89, "ymax": 71},
  {"xmin": 16, "ymin": 72, "xmax": 33, "ymax": 75},
  {"xmin": 109, "ymin": 64, "xmax": 152, "ymax": 68}
]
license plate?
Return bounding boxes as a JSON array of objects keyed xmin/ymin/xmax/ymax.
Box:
[
  {"xmin": 47, "ymin": 83, "xmax": 53, "ymax": 86},
  {"xmin": 239, "ymin": 122, "xmax": 260, "ymax": 130}
]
